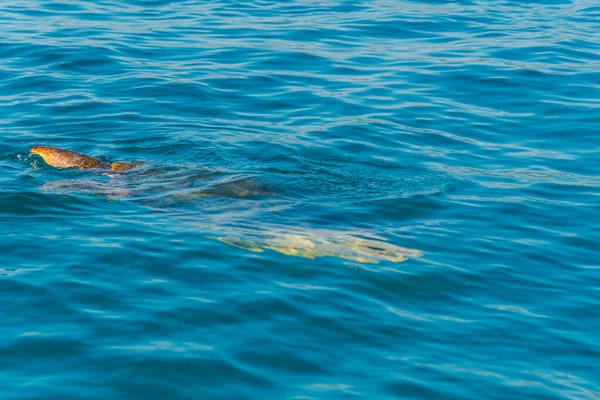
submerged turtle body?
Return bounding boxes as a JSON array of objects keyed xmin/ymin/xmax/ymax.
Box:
[
  {"xmin": 30, "ymin": 146, "xmax": 140, "ymax": 171},
  {"xmin": 212, "ymin": 228, "xmax": 423, "ymax": 264}
]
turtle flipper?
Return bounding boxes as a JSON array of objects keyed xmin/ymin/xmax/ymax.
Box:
[
  {"xmin": 209, "ymin": 236, "xmax": 265, "ymax": 253},
  {"xmin": 341, "ymin": 236, "xmax": 421, "ymax": 263}
]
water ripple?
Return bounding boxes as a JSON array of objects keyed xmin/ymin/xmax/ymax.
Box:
[{"xmin": 2, "ymin": 0, "xmax": 599, "ymax": 399}]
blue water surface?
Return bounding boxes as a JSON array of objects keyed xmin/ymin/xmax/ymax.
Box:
[{"xmin": 1, "ymin": 1, "xmax": 599, "ymax": 399}]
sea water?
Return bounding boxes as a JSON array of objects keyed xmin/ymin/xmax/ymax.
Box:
[{"xmin": 1, "ymin": 1, "xmax": 599, "ymax": 399}]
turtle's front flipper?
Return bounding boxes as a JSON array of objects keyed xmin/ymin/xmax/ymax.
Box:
[
  {"xmin": 341, "ymin": 236, "xmax": 421, "ymax": 263},
  {"xmin": 209, "ymin": 236, "xmax": 265, "ymax": 253}
]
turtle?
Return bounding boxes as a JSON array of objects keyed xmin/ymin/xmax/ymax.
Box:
[{"xmin": 29, "ymin": 146, "xmax": 423, "ymax": 264}]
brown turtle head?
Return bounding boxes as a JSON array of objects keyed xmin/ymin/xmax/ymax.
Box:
[
  {"xmin": 30, "ymin": 146, "xmax": 55, "ymax": 158},
  {"xmin": 30, "ymin": 146, "xmax": 105, "ymax": 169}
]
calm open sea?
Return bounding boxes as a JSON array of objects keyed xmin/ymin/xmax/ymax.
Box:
[{"xmin": 1, "ymin": 1, "xmax": 599, "ymax": 399}]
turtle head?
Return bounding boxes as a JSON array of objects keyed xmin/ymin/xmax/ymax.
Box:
[
  {"xmin": 30, "ymin": 146, "xmax": 65, "ymax": 166},
  {"xmin": 30, "ymin": 146, "xmax": 55, "ymax": 158},
  {"xmin": 30, "ymin": 145, "xmax": 104, "ymax": 169}
]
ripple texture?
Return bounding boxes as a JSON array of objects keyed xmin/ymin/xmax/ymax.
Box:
[{"xmin": 1, "ymin": 1, "xmax": 599, "ymax": 399}]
